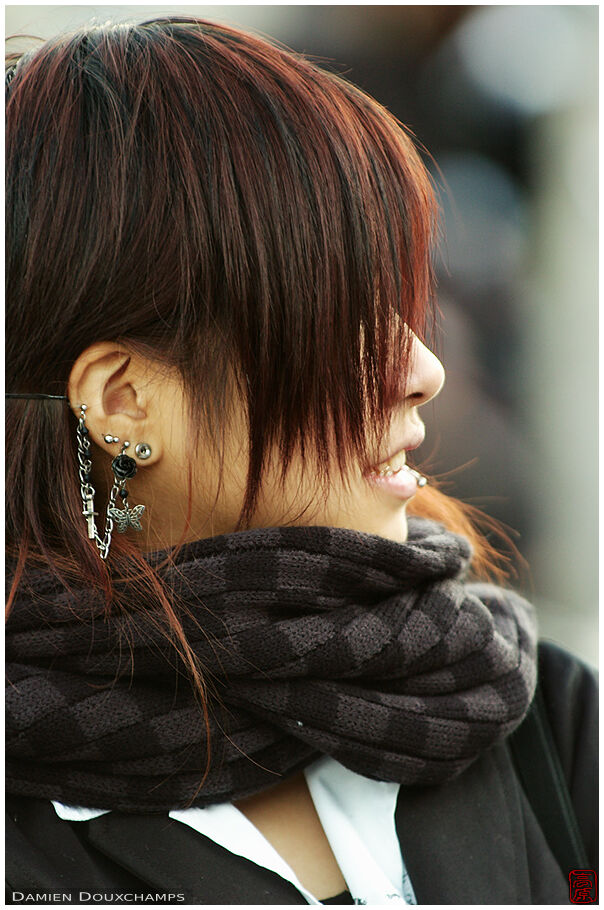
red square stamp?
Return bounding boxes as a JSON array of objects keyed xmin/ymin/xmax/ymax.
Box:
[{"xmin": 569, "ymin": 870, "xmax": 597, "ymax": 903}]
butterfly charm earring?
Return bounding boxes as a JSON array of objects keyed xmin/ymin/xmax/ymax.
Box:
[{"xmin": 105, "ymin": 439, "xmax": 149, "ymax": 535}]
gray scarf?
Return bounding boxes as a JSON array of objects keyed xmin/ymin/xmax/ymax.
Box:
[{"xmin": 6, "ymin": 517, "xmax": 537, "ymax": 813}]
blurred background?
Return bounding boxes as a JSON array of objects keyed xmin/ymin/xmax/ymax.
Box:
[{"xmin": 5, "ymin": 5, "xmax": 598, "ymax": 666}]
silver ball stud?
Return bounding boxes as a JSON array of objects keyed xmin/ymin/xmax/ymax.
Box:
[
  {"xmin": 135, "ymin": 442, "xmax": 152, "ymax": 460},
  {"xmin": 103, "ymin": 434, "xmax": 120, "ymax": 444}
]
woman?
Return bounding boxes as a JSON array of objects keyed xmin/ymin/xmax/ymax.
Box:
[{"xmin": 6, "ymin": 16, "xmax": 597, "ymax": 906}]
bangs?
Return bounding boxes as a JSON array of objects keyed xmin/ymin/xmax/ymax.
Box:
[{"xmin": 176, "ymin": 19, "xmax": 440, "ymax": 519}]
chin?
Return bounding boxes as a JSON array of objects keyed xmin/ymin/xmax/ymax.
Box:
[{"xmin": 339, "ymin": 505, "xmax": 409, "ymax": 543}]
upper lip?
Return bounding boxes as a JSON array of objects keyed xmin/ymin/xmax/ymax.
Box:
[{"xmin": 371, "ymin": 425, "xmax": 426, "ymax": 467}]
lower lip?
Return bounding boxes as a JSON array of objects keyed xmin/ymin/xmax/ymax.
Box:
[{"xmin": 365, "ymin": 465, "xmax": 421, "ymax": 501}]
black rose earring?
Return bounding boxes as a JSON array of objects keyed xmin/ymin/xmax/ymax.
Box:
[{"xmin": 106, "ymin": 440, "xmax": 147, "ymax": 534}]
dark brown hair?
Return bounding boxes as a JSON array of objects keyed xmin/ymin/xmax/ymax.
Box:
[{"xmin": 6, "ymin": 18, "xmax": 516, "ymax": 771}]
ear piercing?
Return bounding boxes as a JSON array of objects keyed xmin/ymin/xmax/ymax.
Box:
[
  {"xmin": 103, "ymin": 437, "xmax": 148, "ymax": 535},
  {"xmin": 103, "ymin": 436, "xmax": 152, "ymax": 461},
  {"xmin": 74, "ymin": 405, "xmax": 150, "ymax": 560},
  {"xmin": 76, "ymin": 405, "xmax": 98, "ymax": 542}
]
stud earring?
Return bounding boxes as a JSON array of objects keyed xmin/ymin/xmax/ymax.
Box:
[{"xmin": 134, "ymin": 442, "xmax": 152, "ymax": 460}]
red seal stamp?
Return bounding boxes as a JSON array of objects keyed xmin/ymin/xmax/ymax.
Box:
[{"xmin": 569, "ymin": 870, "xmax": 597, "ymax": 903}]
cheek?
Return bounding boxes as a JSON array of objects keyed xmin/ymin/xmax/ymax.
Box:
[
  {"xmin": 327, "ymin": 473, "xmax": 411, "ymax": 542},
  {"xmin": 250, "ymin": 456, "xmax": 379, "ymax": 528}
]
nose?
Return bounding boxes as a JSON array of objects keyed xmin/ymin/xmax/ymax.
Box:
[{"xmin": 405, "ymin": 333, "xmax": 445, "ymax": 407}]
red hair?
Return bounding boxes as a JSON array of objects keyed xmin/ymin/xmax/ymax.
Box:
[{"xmin": 6, "ymin": 17, "xmax": 520, "ymax": 789}]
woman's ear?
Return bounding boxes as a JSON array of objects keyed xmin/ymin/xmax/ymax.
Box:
[{"xmin": 67, "ymin": 343, "xmax": 162, "ymax": 465}]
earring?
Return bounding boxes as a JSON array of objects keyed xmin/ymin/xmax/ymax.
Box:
[
  {"xmin": 76, "ymin": 404, "xmax": 98, "ymax": 543},
  {"xmin": 107, "ymin": 441, "xmax": 146, "ymax": 534},
  {"xmin": 75, "ymin": 405, "xmax": 146, "ymax": 560}
]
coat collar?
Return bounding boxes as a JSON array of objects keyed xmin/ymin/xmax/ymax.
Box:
[
  {"xmin": 394, "ymin": 742, "xmax": 566, "ymax": 904},
  {"xmin": 85, "ymin": 811, "xmax": 308, "ymax": 904},
  {"xmin": 86, "ymin": 742, "xmax": 568, "ymax": 904}
]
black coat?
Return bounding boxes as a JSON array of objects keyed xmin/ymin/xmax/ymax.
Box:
[{"xmin": 6, "ymin": 642, "xmax": 597, "ymax": 905}]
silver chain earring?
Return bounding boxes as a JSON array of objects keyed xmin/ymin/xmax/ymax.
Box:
[{"xmin": 76, "ymin": 404, "xmax": 146, "ymax": 559}]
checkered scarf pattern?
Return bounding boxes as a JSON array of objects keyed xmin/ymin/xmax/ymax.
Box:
[{"xmin": 6, "ymin": 517, "xmax": 537, "ymax": 813}]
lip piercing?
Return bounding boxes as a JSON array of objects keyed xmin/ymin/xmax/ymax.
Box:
[{"xmin": 412, "ymin": 469, "xmax": 428, "ymax": 487}]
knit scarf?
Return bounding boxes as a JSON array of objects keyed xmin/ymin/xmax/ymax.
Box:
[{"xmin": 6, "ymin": 517, "xmax": 537, "ymax": 813}]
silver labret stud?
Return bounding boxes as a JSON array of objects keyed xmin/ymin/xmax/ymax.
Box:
[{"xmin": 408, "ymin": 468, "xmax": 428, "ymax": 487}]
